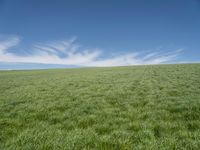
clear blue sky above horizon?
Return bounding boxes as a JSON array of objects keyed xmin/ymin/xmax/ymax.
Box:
[{"xmin": 0, "ymin": 0, "xmax": 200, "ymax": 69}]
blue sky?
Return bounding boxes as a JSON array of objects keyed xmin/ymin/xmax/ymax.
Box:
[{"xmin": 0, "ymin": 0, "xmax": 200, "ymax": 69}]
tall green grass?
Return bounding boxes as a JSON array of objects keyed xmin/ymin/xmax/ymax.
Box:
[{"xmin": 0, "ymin": 64, "xmax": 200, "ymax": 149}]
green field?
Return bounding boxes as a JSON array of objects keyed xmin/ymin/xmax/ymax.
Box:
[{"xmin": 0, "ymin": 64, "xmax": 200, "ymax": 149}]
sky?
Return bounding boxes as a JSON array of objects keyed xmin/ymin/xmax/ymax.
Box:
[{"xmin": 0, "ymin": 0, "xmax": 200, "ymax": 69}]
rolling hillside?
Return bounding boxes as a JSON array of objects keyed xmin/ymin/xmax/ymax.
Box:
[{"xmin": 0, "ymin": 64, "xmax": 200, "ymax": 149}]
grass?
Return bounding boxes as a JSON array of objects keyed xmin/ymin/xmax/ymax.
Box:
[{"xmin": 0, "ymin": 64, "xmax": 200, "ymax": 149}]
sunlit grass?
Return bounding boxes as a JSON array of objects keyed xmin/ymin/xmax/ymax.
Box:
[{"xmin": 0, "ymin": 64, "xmax": 200, "ymax": 149}]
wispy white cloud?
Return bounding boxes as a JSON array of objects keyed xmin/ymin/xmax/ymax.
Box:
[
  {"xmin": 0, "ymin": 36, "xmax": 182, "ymax": 67},
  {"xmin": 0, "ymin": 36, "xmax": 20, "ymax": 54}
]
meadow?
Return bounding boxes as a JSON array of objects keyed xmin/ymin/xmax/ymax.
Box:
[{"xmin": 0, "ymin": 64, "xmax": 200, "ymax": 150}]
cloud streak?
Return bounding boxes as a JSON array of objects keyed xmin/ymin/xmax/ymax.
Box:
[{"xmin": 0, "ymin": 36, "xmax": 182, "ymax": 67}]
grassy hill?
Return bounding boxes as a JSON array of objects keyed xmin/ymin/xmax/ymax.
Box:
[{"xmin": 0, "ymin": 64, "xmax": 200, "ymax": 149}]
